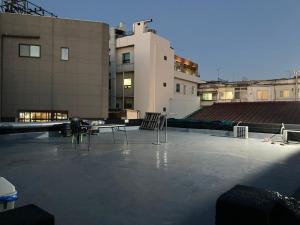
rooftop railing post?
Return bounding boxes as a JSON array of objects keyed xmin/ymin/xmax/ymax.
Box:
[{"xmin": 153, "ymin": 118, "xmax": 161, "ymax": 145}]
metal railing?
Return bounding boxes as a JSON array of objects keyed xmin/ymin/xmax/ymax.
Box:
[{"xmin": 116, "ymin": 63, "xmax": 134, "ymax": 73}]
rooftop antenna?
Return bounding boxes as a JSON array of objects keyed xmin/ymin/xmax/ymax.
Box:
[
  {"xmin": 0, "ymin": 0, "xmax": 57, "ymax": 17},
  {"xmin": 217, "ymin": 67, "xmax": 221, "ymax": 80}
]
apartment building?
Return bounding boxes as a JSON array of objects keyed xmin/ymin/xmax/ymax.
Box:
[
  {"xmin": 0, "ymin": 12, "xmax": 109, "ymax": 121},
  {"xmin": 109, "ymin": 20, "xmax": 202, "ymax": 118},
  {"xmin": 198, "ymin": 76, "xmax": 300, "ymax": 107}
]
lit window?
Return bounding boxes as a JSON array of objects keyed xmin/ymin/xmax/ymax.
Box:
[
  {"xmin": 202, "ymin": 93, "xmax": 213, "ymax": 101},
  {"xmin": 122, "ymin": 52, "xmax": 130, "ymax": 64},
  {"xmin": 124, "ymin": 78, "xmax": 132, "ymax": 88},
  {"xmin": 61, "ymin": 47, "xmax": 69, "ymax": 61},
  {"xmin": 220, "ymin": 91, "xmax": 233, "ymax": 100},
  {"xmin": 18, "ymin": 111, "xmax": 68, "ymax": 122},
  {"xmin": 176, "ymin": 83, "xmax": 180, "ymax": 93},
  {"xmin": 19, "ymin": 44, "xmax": 40, "ymax": 58},
  {"xmin": 256, "ymin": 90, "xmax": 269, "ymax": 100},
  {"xmin": 280, "ymin": 90, "xmax": 289, "ymax": 98}
]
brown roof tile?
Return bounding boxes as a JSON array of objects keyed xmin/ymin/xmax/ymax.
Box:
[{"xmin": 190, "ymin": 102, "xmax": 300, "ymax": 124}]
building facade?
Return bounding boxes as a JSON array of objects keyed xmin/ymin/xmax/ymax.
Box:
[
  {"xmin": 109, "ymin": 20, "xmax": 201, "ymax": 118},
  {"xmin": 0, "ymin": 13, "xmax": 109, "ymax": 121},
  {"xmin": 198, "ymin": 76, "xmax": 300, "ymax": 107}
]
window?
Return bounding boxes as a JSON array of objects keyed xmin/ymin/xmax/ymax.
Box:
[
  {"xmin": 163, "ymin": 82, "xmax": 167, "ymax": 87},
  {"xmin": 202, "ymin": 93, "xmax": 213, "ymax": 101},
  {"xmin": 164, "ymin": 56, "xmax": 167, "ymax": 60},
  {"xmin": 19, "ymin": 44, "xmax": 40, "ymax": 58},
  {"xmin": 176, "ymin": 83, "xmax": 180, "ymax": 93},
  {"xmin": 234, "ymin": 87, "xmax": 247, "ymax": 100},
  {"xmin": 61, "ymin": 47, "xmax": 69, "ymax": 61},
  {"xmin": 192, "ymin": 86, "xmax": 195, "ymax": 95},
  {"xmin": 124, "ymin": 98, "xmax": 133, "ymax": 109},
  {"xmin": 122, "ymin": 52, "xmax": 130, "ymax": 64},
  {"xmin": 163, "ymin": 107, "xmax": 166, "ymax": 112},
  {"xmin": 124, "ymin": 78, "xmax": 132, "ymax": 88},
  {"xmin": 256, "ymin": 90, "xmax": 269, "ymax": 100},
  {"xmin": 183, "ymin": 85, "xmax": 187, "ymax": 95},
  {"xmin": 280, "ymin": 90, "xmax": 290, "ymax": 98},
  {"xmin": 18, "ymin": 110, "xmax": 68, "ymax": 122},
  {"xmin": 219, "ymin": 91, "xmax": 233, "ymax": 100}
]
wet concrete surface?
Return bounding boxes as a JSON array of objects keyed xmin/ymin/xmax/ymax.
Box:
[{"xmin": 1, "ymin": 129, "xmax": 300, "ymax": 225}]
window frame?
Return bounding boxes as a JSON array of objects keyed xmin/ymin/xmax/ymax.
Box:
[
  {"xmin": 202, "ymin": 92, "xmax": 213, "ymax": 101},
  {"xmin": 122, "ymin": 52, "xmax": 130, "ymax": 64},
  {"xmin": 176, "ymin": 83, "xmax": 180, "ymax": 93},
  {"xmin": 192, "ymin": 86, "xmax": 195, "ymax": 95},
  {"xmin": 124, "ymin": 78, "xmax": 132, "ymax": 89},
  {"xmin": 219, "ymin": 91, "xmax": 233, "ymax": 100},
  {"xmin": 256, "ymin": 90, "xmax": 269, "ymax": 100},
  {"xmin": 19, "ymin": 44, "xmax": 41, "ymax": 58},
  {"xmin": 61, "ymin": 47, "xmax": 69, "ymax": 61},
  {"xmin": 280, "ymin": 90, "xmax": 290, "ymax": 98}
]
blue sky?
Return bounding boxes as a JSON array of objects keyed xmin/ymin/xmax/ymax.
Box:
[{"xmin": 41, "ymin": 0, "xmax": 300, "ymax": 81}]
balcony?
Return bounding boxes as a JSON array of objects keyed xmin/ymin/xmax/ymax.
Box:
[
  {"xmin": 174, "ymin": 70, "xmax": 202, "ymax": 83},
  {"xmin": 117, "ymin": 63, "xmax": 134, "ymax": 73}
]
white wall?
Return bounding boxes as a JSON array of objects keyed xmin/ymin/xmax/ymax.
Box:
[
  {"xmin": 170, "ymin": 95, "xmax": 200, "ymax": 118},
  {"xmin": 117, "ymin": 24, "xmax": 174, "ymax": 117},
  {"xmin": 115, "ymin": 21, "xmax": 201, "ymax": 118}
]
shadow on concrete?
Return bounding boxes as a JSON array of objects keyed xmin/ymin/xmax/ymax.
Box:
[{"xmin": 177, "ymin": 149, "xmax": 300, "ymax": 225}]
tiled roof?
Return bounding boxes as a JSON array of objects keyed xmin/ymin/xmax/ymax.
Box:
[{"xmin": 190, "ymin": 102, "xmax": 300, "ymax": 124}]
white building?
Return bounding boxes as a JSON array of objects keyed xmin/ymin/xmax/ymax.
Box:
[
  {"xmin": 109, "ymin": 20, "xmax": 202, "ymax": 118},
  {"xmin": 198, "ymin": 76, "xmax": 300, "ymax": 107}
]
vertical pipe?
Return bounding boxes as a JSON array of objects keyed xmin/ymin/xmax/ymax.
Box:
[
  {"xmin": 123, "ymin": 71, "xmax": 125, "ymax": 109},
  {"xmin": 164, "ymin": 114, "xmax": 168, "ymax": 143},
  {"xmin": 0, "ymin": 35, "xmax": 3, "ymax": 121}
]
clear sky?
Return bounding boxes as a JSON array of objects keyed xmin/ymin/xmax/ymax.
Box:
[{"xmin": 40, "ymin": 0, "xmax": 300, "ymax": 81}]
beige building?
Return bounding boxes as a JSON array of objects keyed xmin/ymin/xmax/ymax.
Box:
[
  {"xmin": 109, "ymin": 20, "xmax": 201, "ymax": 118},
  {"xmin": 199, "ymin": 76, "xmax": 300, "ymax": 107},
  {"xmin": 0, "ymin": 13, "xmax": 109, "ymax": 121}
]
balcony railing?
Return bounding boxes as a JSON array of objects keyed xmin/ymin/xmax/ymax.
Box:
[{"xmin": 117, "ymin": 63, "xmax": 134, "ymax": 73}]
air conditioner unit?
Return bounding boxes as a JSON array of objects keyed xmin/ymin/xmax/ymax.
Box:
[
  {"xmin": 233, "ymin": 126, "xmax": 248, "ymax": 139},
  {"xmin": 283, "ymin": 130, "xmax": 300, "ymax": 142}
]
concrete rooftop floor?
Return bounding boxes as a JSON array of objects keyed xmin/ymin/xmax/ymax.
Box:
[{"xmin": 1, "ymin": 128, "xmax": 300, "ymax": 225}]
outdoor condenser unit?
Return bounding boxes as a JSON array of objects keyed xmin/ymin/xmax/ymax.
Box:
[
  {"xmin": 283, "ymin": 130, "xmax": 300, "ymax": 142},
  {"xmin": 233, "ymin": 126, "xmax": 248, "ymax": 139}
]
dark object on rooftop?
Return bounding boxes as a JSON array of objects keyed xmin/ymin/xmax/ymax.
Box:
[
  {"xmin": 216, "ymin": 185, "xmax": 300, "ymax": 225},
  {"xmin": 0, "ymin": 204, "xmax": 54, "ymax": 225},
  {"xmin": 191, "ymin": 102, "xmax": 300, "ymax": 124}
]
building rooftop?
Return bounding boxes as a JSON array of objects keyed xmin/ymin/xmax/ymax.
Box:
[
  {"xmin": 191, "ymin": 102, "xmax": 300, "ymax": 124},
  {"xmin": 1, "ymin": 128, "xmax": 300, "ymax": 225}
]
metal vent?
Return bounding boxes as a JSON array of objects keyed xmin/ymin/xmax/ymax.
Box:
[{"xmin": 233, "ymin": 126, "xmax": 248, "ymax": 139}]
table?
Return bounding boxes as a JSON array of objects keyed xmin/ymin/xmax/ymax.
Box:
[{"xmin": 86, "ymin": 124, "xmax": 128, "ymax": 150}]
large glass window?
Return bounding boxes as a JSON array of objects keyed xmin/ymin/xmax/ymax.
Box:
[
  {"xmin": 122, "ymin": 52, "xmax": 130, "ymax": 64},
  {"xmin": 61, "ymin": 47, "xmax": 69, "ymax": 61},
  {"xmin": 219, "ymin": 91, "xmax": 233, "ymax": 100},
  {"xmin": 202, "ymin": 93, "xmax": 213, "ymax": 101},
  {"xmin": 18, "ymin": 111, "xmax": 68, "ymax": 122},
  {"xmin": 280, "ymin": 90, "xmax": 290, "ymax": 98},
  {"xmin": 256, "ymin": 90, "xmax": 269, "ymax": 100},
  {"xmin": 19, "ymin": 44, "xmax": 40, "ymax": 58}
]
